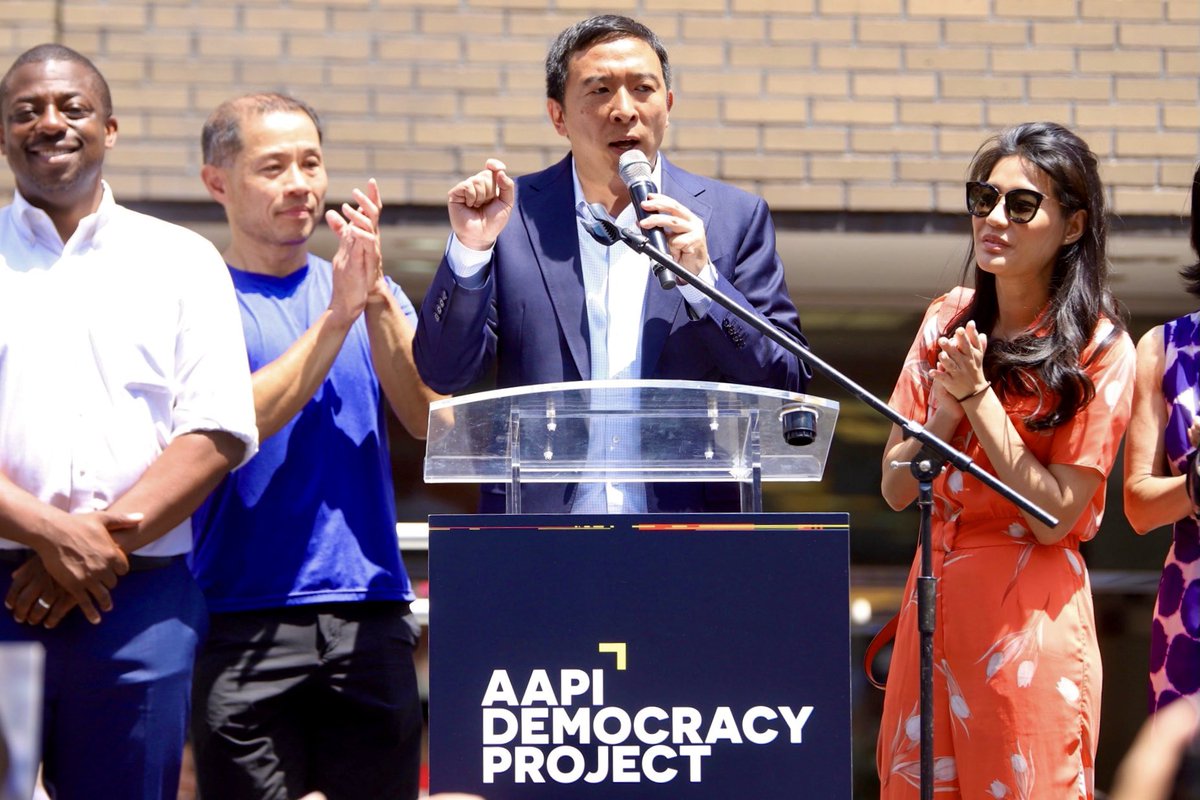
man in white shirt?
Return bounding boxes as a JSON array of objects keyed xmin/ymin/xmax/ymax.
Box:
[{"xmin": 0, "ymin": 44, "xmax": 257, "ymax": 800}]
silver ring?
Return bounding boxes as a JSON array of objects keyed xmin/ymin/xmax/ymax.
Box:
[{"xmin": 35, "ymin": 598, "xmax": 51, "ymax": 610}]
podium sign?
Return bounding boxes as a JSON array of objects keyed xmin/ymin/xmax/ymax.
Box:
[{"xmin": 428, "ymin": 513, "xmax": 851, "ymax": 799}]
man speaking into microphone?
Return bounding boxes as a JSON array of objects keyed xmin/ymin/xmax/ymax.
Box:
[{"xmin": 414, "ymin": 14, "xmax": 809, "ymax": 513}]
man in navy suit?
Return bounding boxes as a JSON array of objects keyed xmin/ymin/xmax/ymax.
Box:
[{"xmin": 414, "ymin": 14, "xmax": 809, "ymax": 513}]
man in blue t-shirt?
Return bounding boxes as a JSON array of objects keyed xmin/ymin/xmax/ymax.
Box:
[{"xmin": 189, "ymin": 93, "xmax": 438, "ymax": 800}]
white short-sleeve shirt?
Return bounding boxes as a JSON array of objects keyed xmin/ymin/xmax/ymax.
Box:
[{"xmin": 0, "ymin": 184, "xmax": 258, "ymax": 555}]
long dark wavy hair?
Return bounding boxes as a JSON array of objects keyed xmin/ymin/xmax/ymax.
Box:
[
  {"xmin": 1180, "ymin": 163, "xmax": 1200, "ymax": 296},
  {"xmin": 946, "ymin": 122, "xmax": 1124, "ymax": 431}
]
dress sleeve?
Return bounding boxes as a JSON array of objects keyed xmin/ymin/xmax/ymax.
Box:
[
  {"xmin": 1046, "ymin": 318, "xmax": 1137, "ymax": 477},
  {"xmin": 887, "ymin": 288, "xmax": 973, "ymax": 425}
]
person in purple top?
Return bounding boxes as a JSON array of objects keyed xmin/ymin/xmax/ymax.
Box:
[{"xmin": 1125, "ymin": 163, "xmax": 1200, "ymax": 711}]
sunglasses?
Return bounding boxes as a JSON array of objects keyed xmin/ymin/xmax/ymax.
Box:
[{"xmin": 965, "ymin": 181, "xmax": 1046, "ymax": 224}]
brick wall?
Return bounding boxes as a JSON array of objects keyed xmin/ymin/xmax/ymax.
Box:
[{"xmin": 0, "ymin": 0, "xmax": 1196, "ymax": 215}]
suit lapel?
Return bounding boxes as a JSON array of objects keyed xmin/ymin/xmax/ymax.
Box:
[
  {"xmin": 640, "ymin": 158, "xmax": 711, "ymax": 376},
  {"xmin": 518, "ymin": 155, "xmax": 590, "ymax": 381}
]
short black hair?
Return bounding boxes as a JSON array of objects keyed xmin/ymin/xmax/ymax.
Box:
[
  {"xmin": 0, "ymin": 44, "xmax": 112, "ymax": 118},
  {"xmin": 202, "ymin": 93, "xmax": 323, "ymax": 167},
  {"xmin": 545, "ymin": 15, "xmax": 671, "ymax": 105}
]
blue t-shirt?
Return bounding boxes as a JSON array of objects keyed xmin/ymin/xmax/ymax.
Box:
[{"xmin": 191, "ymin": 254, "xmax": 416, "ymax": 612}]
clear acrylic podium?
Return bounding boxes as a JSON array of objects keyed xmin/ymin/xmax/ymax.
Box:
[
  {"xmin": 424, "ymin": 379, "xmax": 839, "ymax": 511},
  {"xmin": 424, "ymin": 380, "xmax": 851, "ymax": 798}
]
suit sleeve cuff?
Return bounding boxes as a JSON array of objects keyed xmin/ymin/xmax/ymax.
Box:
[
  {"xmin": 677, "ymin": 261, "xmax": 717, "ymax": 317},
  {"xmin": 446, "ymin": 234, "xmax": 494, "ymax": 290}
]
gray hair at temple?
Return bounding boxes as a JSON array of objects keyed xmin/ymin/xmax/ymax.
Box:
[
  {"xmin": 0, "ymin": 44, "xmax": 112, "ymax": 118},
  {"xmin": 202, "ymin": 93, "xmax": 323, "ymax": 168}
]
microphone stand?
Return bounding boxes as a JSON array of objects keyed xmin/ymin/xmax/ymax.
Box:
[{"xmin": 599, "ymin": 217, "xmax": 1058, "ymax": 800}]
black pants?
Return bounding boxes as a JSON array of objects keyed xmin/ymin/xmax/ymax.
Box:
[{"xmin": 191, "ymin": 601, "xmax": 422, "ymax": 800}]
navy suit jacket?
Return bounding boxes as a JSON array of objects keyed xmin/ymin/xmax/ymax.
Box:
[{"xmin": 414, "ymin": 154, "xmax": 810, "ymax": 512}]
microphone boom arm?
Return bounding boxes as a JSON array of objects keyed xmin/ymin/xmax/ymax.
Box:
[{"xmin": 610, "ymin": 222, "xmax": 1059, "ymax": 528}]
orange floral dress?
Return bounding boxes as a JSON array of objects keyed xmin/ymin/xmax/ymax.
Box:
[{"xmin": 877, "ymin": 288, "xmax": 1135, "ymax": 800}]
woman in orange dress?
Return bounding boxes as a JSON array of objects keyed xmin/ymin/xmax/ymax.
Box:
[{"xmin": 877, "ymin": 122, "xmax": 1136, "ymax": 799}]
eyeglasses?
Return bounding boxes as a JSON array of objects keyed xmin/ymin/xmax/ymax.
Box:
[{"xmin": 965, "ymin": 181, "xmax": 1046, "ymax": 224}]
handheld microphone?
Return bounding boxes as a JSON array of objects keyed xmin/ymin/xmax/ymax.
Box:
[{"xmin": 618, "ymin": 149, "xmax": 677, "ymax": 290}]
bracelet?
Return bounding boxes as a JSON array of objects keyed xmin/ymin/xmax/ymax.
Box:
[{"xmin": 954, "ymin": 381, "xmax": 991, "ymax": 403}]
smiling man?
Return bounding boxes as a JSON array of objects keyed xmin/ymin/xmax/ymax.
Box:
[
  {"xmin": 0, "ymin": 45, "xmax": 257, "ymax": 799},
  {"xmin": 413, "ymin": 14, "xmax": 810, "ymax": 513},
  {"xmin": 189, "ymin": 94, "xmax": 437, "ymax": 800}
]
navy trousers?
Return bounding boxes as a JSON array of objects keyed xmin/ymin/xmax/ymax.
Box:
[{"xmin": 0, "ymin": 558, "xmax": 206, "ymax": 800}]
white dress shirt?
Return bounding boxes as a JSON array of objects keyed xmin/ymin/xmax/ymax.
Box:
[
  {"xmin": 0, "ymin": 184, "xmax": 258, "ymax": 555},
  {"xmin": 569, "ymin": 164, "xmax": 653, "ymax": 513}
]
